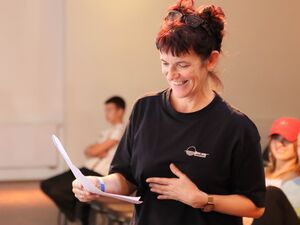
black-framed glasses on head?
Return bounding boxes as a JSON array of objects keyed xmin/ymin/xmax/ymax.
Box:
[{"xmin": 164, "ymin": 10, "xmax": 212, "ymax": 36}]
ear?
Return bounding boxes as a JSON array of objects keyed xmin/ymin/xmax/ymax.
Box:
[
  {"xmin": 117, "ymin": 108, "xmax": 124, "ymax": 117},
  {"xmin": 206, "ymin": 51, "xmax": 219, "ymax": 72}
]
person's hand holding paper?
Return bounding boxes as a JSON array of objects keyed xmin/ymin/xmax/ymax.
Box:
[{"xmin": 52, "ymin": 135, "xmax": 142, "ymax": 204}]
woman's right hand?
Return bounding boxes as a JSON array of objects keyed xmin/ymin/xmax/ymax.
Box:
[{"xmin": 72, "ymin": 176, "xmax": 100, "ymax": 202}]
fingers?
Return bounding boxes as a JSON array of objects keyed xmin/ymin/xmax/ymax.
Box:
[
  {"xmin": 157, "ymin": 195, "xmax": 173, "ymax": 200},
  {"xmin": 146, "ymin": 164, "xmax": 183, "ymax": 184},
  {"xmin": 146, "ymin": 164, "xmax": 201, "ymax": 207},
  {"xmin": 147, "ymin": 176, "xmax": 174, "ymax": 197},
  {"xmin": 146, "ymin": 163, "xmax": 185, "ymax": 200},
  {"xmin": 73, "ymin": 187, "xmax": 97, "ymax": 202},
  {"xmin": 149, "ymin": 183, "xmax": 169, "ymax": 193},
  {"xmin": 169, "ymin": 163, "xmax": 185, "ymax": 178},
  {"xmin": 72, "ymin": 179, "xmax": 84, "ymax": 200},
  {"xmin": 146, "ymin": 177, "xmax": 174, "ymax": 185},
  {"xmin": 72, "ymin": 178, "xmax": 97, "ymax": 202},
  {"xmin": 149, "ymin": 183, "xmax": 176, "ymax": 200},
  {"xmin": 75, "ymin": 192, "xmax": 97, "ymax": 202},
  {"xmin": 72, "ymin": 179, "xmax": 83, "ymax": 189}
]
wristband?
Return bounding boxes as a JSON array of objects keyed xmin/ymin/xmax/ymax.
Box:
[{"xmin": 99, "ymin": 177, "xmax": 105, "ymax": 192}]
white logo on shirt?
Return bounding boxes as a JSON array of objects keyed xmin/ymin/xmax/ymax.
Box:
[{"xmin": 185, "ymin": 146, "xmax": 209, "ymax": 158}]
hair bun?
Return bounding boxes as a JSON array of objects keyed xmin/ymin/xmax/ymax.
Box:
[
  {"xmin": 200, "ymin": 5, "xmax": 225, "ymax": 20},
  {"xmin": 198, "ymin": 5, "xmax": 225, "ymax": 37},
  {"xmin": 168, "ymin": 0, "xmax": 195, "ymax": 13}
]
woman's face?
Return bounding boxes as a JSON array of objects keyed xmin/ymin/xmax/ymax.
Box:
[
  {"xmin": 160, "ymin": 50, "xmax": 209, "ymax": 99},
  {"xmin": 270, "ymin": 135, "xmax": 296, "ymax": 162}
]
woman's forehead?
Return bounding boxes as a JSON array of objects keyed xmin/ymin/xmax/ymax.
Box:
[{"xmin": 159, "ymin": 50, "xmax": 199, "ymax": 61}]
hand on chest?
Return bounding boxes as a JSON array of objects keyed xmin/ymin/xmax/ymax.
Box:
[{"xmin": 132, "ymin": 120, "xmax": 233, "ymax": 188}]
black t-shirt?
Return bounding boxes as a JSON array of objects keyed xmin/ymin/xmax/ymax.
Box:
[{"xmin": 110, "ymin": 89, "xmax": 266, "ymax": 225}]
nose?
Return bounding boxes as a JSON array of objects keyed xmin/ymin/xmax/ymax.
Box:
[
  {"xmin": 273, "ymin": 140, "xmax": 285, "ymax": 149},
  {"xmin": 165, "ymin": 65, "xmax": 179, "ymax": 80}
]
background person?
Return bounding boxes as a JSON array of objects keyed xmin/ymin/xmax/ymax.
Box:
[
  {"xmin": 244, "ymin": 117, "xmax": 300, "ymax": 225},
  {"xmin": 246, "ymin": 117, "xmax": 300, "ymax": 225},
  {"xmin": 41, "ymin": 96, "xmax": 126, "ymax": 225}
]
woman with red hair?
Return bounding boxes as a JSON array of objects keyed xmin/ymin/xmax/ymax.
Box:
[{"xmin": 72, "ymin": 1, "xmax": 266, "ymax": 224}]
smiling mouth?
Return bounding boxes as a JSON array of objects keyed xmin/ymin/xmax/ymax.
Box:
[
  {"xmin": 172, "ymin": 80, "xmax": 188, "ymax": 86},
  {"xmin": 275, "ymin": 149, "xmax": 287, "ymax": 153},
  {"xmin": 273, "ymin": 147, "xmax": 291, "ymax": 154}
]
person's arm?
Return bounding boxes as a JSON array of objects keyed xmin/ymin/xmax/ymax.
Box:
[
  {"xmin": 72, "ymin": 173, "xmax": 136, "ymax": 202},
  {"xmin": 101, "ymin": 173, "xmax": 136, "ymax": 195},
  {"xmin": 84, "ymin": 139, "xmax": 118, "ymax": 158},
  {"xmin": 146, "ymin": 163, "xmax": 264, "ymax": 218},
  {"xmin": 212, "ymin": 194, "xmax": 264, "ymax": 218}
]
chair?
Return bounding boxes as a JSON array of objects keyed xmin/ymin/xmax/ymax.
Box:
[{"xmin": 89, "ymin": 200, "xmax": 134, "ymax": 225}]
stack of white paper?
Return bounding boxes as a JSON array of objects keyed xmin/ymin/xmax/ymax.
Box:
[{"xmin": 52, "ymin": 135, "xmax": 142, "ymax": 204}]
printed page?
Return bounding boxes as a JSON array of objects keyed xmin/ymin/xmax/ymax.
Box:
[{"xmin": 52, "ymin": 135, "xmax": 142, "ymax": 204}]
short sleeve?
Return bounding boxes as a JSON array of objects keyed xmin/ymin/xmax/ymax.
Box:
[
  {"xmin": 109, "ymin": 124, "xmax": 125, "ymax": 141},
  {"xmin": 230, "ymin": 117, "xmax": 266, "ymax": 208},
  {"xmin": 109, "ymin": 105, "xmax": 137, "ymax": 186}
]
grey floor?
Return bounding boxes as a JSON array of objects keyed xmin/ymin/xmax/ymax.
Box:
[{"xmin": 0, "ymin": 181, "xmax": 80, "ymax": 225}]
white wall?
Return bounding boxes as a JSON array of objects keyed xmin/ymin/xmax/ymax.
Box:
[
  {"xmin": 64, "ymin": 1, "xmax": 168, "ymax": 165},
  {"xmin": 208, "ymin": 0, "xmax": 300, "ymax": 147},
  {"xmin": 0, "ymin": 0, "xmax": 65, "ymax": 180},
  {"xmin": 0, "ymin": 0, "xmax": 64, "ymax": 123},
  {"xmin": 65, "ymin": 0, "xmax": 300, "ymax": 166},
  {"xmin": 0, "ymin": 0, "xmax": 299, "ymax": 179}
]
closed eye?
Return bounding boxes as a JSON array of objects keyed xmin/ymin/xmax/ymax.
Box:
[{"xmin": 177, "ymin": 63, "xmax": 189, "ymax": 68}]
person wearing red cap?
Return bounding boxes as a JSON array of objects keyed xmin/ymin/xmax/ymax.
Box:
[
  {"xmin": 266, "ymin": 117, "xmax": 300, "ymax": 183},
  {"xmin": 246, "ymin": 117, "xmax": 300, "ymax": 225},
  {"xmin": 269, "ymin": 117, "xmax": 300, "ymax": 143}
]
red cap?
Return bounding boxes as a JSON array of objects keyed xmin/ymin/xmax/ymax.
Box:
[{"xmin": 269, "ymin": 117, "xmax": 300, "ymax": 142}]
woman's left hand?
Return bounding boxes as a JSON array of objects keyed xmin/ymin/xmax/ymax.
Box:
[{"xmin": 146, "ymin": 163, "xmax": 207, "ymax": 208}]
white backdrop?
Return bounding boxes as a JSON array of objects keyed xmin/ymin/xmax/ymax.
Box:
[
  {"xmin": 0, "ymin": 0, "xmax": 299, "ymax": 180},
  {"xmin": 0, "ymin": 0, "xmax": 65, "ymax": 180}
]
